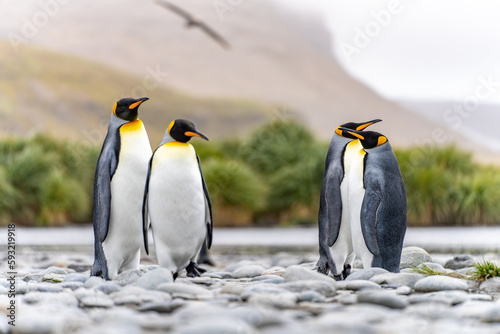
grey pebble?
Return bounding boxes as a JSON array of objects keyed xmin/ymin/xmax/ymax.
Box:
[
  {"xmin": 84, "ymin": 276, "xmax": 105, "ymax": 289},
  {"xmin": 409, "ymin": 290, "xmax": 469, "ymax": 305},
  {"xmin": 31, "ymin": 283, "xmax": 64, "ymax": 293},
  {"xmin": 445, "ymin": 255, "xmax": 476, "ymax": 270},
  {"xmin": 297, "ymin": 290, "xmax": 325, "ymax": 303},
  {"xmin": 455, "ymin": 267, "xmax": 476, "ymax": 275},
  {"xmin": 95, "ymin": 282, "xmax": 122, "ymax": 294},
  {"xmin": 479, "ymin": 277, "xmax": 500, "ymax": 293},
  {"xmin": 176, "ymin": 317, "xmax": 255, "ymax": 334},
  {"xmin": 281, "ymin": 280, "xmax": 337, "ymax": 297},
  {"xmin": 219, "ymin": 282, "xmax": 245, "ymax": 295},
  {"xmin": 138, "ymin": 299, "xmax": 186, "ymax": 313},
  {"xmin": 399, "ymin": 246, "xmax": 433, "ymax": 269},
  {"xmin": 42, "ymin": 266, "xmax": 68, "ymax": 275},
  {"xmin": 284, "ymin": 265, "xmax": 337, "ymax": 285},
  {"xmin": 113, "ymin": 269, "xmax": 144, "ymax": 286},
  {"xmin": 357, "ymin": 290, "xmax": 409, "ymax": 309},
  {"xmin": 345, "ymin": 267, "xmax": 389, "ymax": 281},
  {"xmin": 157, "ymin": 283, "xmax": 212, "ymax": 298},
  {"xmin": 248, "ymin": 291, "xmax": 297, "ymax": 309},
  {"xmin": 413, "ymin": 275, "xmax": 469, "ymax": 292},
  {"xmin": 80, "ymin": 295, "xmax": 114, "ymax": 308},
  {"xmin": 250, "ymin": 275, "xmax": 284, "ymax": 284},
  {"xmin": 23, "ymin": 273, "xmax": 45, "ymax": 282},
  {"xmin": 136, "ymin": 268, "xmax": 174, "ymax": 290},
  {"xmin": 370, "ymin": 273, "xmax": 424, "ymax": 288},
  {"xmin": 417, "ymin": 262, "xmax": 446, "ymax": 273},
  {"xmin": 59, "ymin": 281, "xmax": 84, "ymax": 291},
  {"xmin": 202, "ymin": 271, "xmax": 233, "ymax": 279},
  {"xmin": 232, "ymin": 265, "xmax": 266, "ymax": 278},
  {"xmin": 345, "ymin": 280, "xmax": 381, "ymax": 291},
  {"xmin": 65, "ymin": 273, "xmax": 89, "ymax": 283},
  {"xmin": 482, "ymin": 304, "xmax": 500, "ymax": 323},
  {"xmin": 41, "ymin": 273, "xmax": 65, "ymax": 283}
]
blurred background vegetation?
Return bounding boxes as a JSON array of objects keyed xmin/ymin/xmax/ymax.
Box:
[{"xmin": 0, "ymin": 119, "xmax": 499, "ymax": 228}]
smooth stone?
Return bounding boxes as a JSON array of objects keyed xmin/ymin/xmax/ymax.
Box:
[
  {"xmin": 202, "ymin": 271, "xmax": 233, "ymax": 279},
  {"xmin": 414, "ymin": 275, "xmax": 469, "ymax": 292},
  {"xmin": 479, "ymin": 277, "xmax": 500, "ymax": 293},
  {"xmin": 220, "ymin": 283, "xmax": 245, "ymax": 296},
  {"xmin": 454, "ymin": 300, "xmax": 496, "ymax": 318},
  {"xmin": 80, "ymin": 295, "xmax": 114, "ymax": 308},
  {"xmin": 284, "ymin": 265, "xmax": 337, "ymax": 285},
  {"xmin": 113, "ymin": 269, "xmax": 144, "ymax": 286},
  {"xmin": 136, "ymin": 268, "xmax": 174, "ymax": 290},
  {"xmin": 482, "ymin": 304, "xmax": 500, "ymax": 322},
  {"xmin": 396, "ymin": 286, "xmax": 412, "ymax": 295},
  {"xmin": 250, "ymin": 275, "xmax": 284, "ymax": 284},
  {"xmin": 138, "ymin": 299, "xmax": 186, "ymax": 313},
  {"xmin": 0, "ymin": 286, "xmax": 7, "ymax": 295},
  {"xmin": 455, "ymin": 267, "xmax": 476, "ymax": 275},
  {"xmin": 111, "ymin": 286, "xmax": 172, "ymax": 305},
  {"xmin": 95, "ymin": 282, "xmax": 122, "ymax": 294},
  {"xmin": 445, "ymin": 255, "xmax": 476, "ymax": 270},
  {"xmin": 345, "ymin": 280, "xmax": 381, "ymax": 291},
  {"xmin": 400, "ymin": 247, "xmax": 432, "ymax": 269},
  {"xmin": 41, "ymin": 274, "xmax": 65, "ymax": 283},
  {"xmin": 64, "ymin": 273, "xmax": 89, "ymax": 283},
  {"xmin": 224, "ymin": 260, "xmax": 264, "ymax": 273},
  {"xmin": 25, "ymin": 291, "xmax": 79, "ymax": 307},
  {"xmin": 176, "ymin": 317, "xmax": 255, "ymax": 334},
  {"xmin": 281, "ymin": 280, "xmax": 337, "ymax": 297},
  {"xmin": 31, "ymin": 283, "xmax": 64, "ymax": 293},
  {"xmin": 232, "ymin": 265, "xmax": 266, "ymax": 278},
  {"xmin": 228, "ymin": 306, "xmax": 287, "ymax": 328},
  {"xmin": 357, "ymin": 290, "xmax": 409, "ymax": 309},
  {"xmin": 262, "ymin": 267, "xmax": 286, "ymax": 277},
  {"xmin": 23, "ymin": 273, "xmax": 45, "ymax": 282},
  {"xmin": 42, "ymin": 266, "xmax": 68, "ymax": 275},
  {"xmin": 417, "ymin": 262, "xmax": 446, "ymax": 273},
  {"xmin": 157, "ymin": 283, "xmax": 212, "ymax": 297},
  {"xmin": 297, "ymin": 290, "xmax": 325, "ymax": 303},
  {"xmin": 84, "ymin": 276, "xmax": 105, "ymax": 289},
  {"xmin": 59, "ymin": 282, "xmax": 84, "ymax": 291},
  {"xmin": 370, "ymin": 273, "xmax": 424, "ymax": 288},
  {"xmin": 242, "ymin": 284, "xmax": 290, "ymax": 300},
  {"xmin": 409, "ymin": 290, "xmax": 469, "ymax": 305},
  {"xmin": 344, "ymin": 268, "xmax": 390, "ymax": 281},
  {"xmin": 247, "ymin": 292, "xmax": 297, "ymax": 309}
]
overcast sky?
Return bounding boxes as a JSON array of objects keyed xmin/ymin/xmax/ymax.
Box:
[{"xmin": 277, "ymin": 0, "xmax": 500, "ymax": 104}]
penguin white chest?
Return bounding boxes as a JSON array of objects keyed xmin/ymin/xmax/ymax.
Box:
[
  {"xmin": 103, "ymin": 120, "xmax": 152, "ymax": 273},
  {"xmin": 148, "ymin": 143, "xmax": 206, "ymax": 271},
  {"xmin": 347, "ymin": 145, "xmax": 374, "ymax": 268}
]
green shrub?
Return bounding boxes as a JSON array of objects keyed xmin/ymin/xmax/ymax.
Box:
[{"xmin": 471, "ymin": 260, "xmax": 500, "ymax": 281}]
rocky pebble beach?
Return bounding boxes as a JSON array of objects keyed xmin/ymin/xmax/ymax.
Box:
[{"xmin": 2, "ymin": 247, "xmax": 500, "ymax": 334}]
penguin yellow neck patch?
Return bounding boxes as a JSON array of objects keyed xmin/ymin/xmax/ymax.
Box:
[
  {"xmin": 165, "ymin": 141, "xmax": 190, "ymax": 147},
  {"xmin": 120, "ymin": 120, "xmax": 143, "ymax": 132}
]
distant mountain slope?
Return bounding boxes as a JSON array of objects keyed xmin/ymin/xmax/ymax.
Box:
[
  {"xmin": 0, "ymin": 0, "xmax": 448, "ymax": 148},
  {"xmin": 0, "ymin": 42, "xmax": 269, "ymax": 145}
]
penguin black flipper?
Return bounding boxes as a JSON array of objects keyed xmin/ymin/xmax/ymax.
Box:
[
  {"xmin": 142, "ymin": 152, "xmax": 156, "ymax": 256},
  {"xmin": 93, "ymin": 132, "xmax": 120, "ymax": 243},
  {"xmin": 197, "ymin": 153, "xmax": 213, "ymax": 249},
  {"xmin": 324, "ymin": 167, "xmax": 344, "ymax": 248},
  {"xmin": 360, "ymin": 168, "xmax": 382, "ymax": 257}
]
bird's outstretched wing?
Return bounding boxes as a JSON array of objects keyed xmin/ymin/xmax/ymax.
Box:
[
  {"xmin": 197, "ymin": 154, "xmax": 213, "ymax": 249},
  {"xmin": 154, "ymin": 0, "xmax": 231, "ymax": 50}
]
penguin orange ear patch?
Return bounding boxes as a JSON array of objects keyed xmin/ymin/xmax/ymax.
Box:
[
  {"xmin": 112, "ymin": 102, "xmax": 118, "ymax": 116},
  {"xmin": 377, "ymin": 136, "xmax": 387, "ymax": 146},
  {"xmin": 167, "ymin": 120, "xmax": 176, "ymax": 135}
]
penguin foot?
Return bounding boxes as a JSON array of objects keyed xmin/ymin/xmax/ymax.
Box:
[
  {"xmin": 342, "ymin": 264, "xmax": 352, "ymax": 279},
  {"xmin": 333, "ymin": 274, "xmax": 342, "ymax": 281},
  {"xmin": 173, "ymin": 272, "xmax": 178, "ymax": 281},
  {"xmin": 186, "ymin": 262, "xmax": 205, "ymax": 277}
]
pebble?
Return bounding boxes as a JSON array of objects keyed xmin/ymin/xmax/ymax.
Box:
[
  {"xmin": 344, "ymin": 267, "xmax": 389, "ymax": 281},
  {"xmin": 357, "ymin": 290, "xmax": 409, "ymax": 309},
  {"xmin": 370, "ymin": 273, "xmax": 424, "ymax": 288},
  {"xmin": 42, "ymin": 266, "xmax": 69, "ymax": 275},
  {"xmin": 232, "ymin": 265, "xmax": 266, "ymax": 278},
  {"xmin": 344, "ymin": 280, "xmax": 381, "ymax": 291},
  {"xmin": 418, "ymin": 262, "xmax": 446, "ymax": 273},
  {"xmin": 414, "ymin": 275, "xmax": 469, "ymax": 292},
  {"xmin": 399, "ymin": 246, "xmax": 433, "ymax": 269},
  {"xmin": 445, "ymin": 255, "xmax": 476, "ymax": 270},
  {"xmin": 80, "ymin": 295, "xmax": 114, "ymax": 308},
  {"xmin": 136, "ymin": 268, "xmax": 174, "ymax": 290},
  {"xmin": 248, "ymin": 291, "xmax": 298, "ymax": 309},
  {"xmin": 284, "ymin": 265, "xmax": 337, "ymax": 285},
  {"xmin": 281, "ymin": 280, "xmax": 337, "ymax": 297},
  {"xmin": 42, "ymin": 273, "xmax": 66, "ymax": 283},
  {"xmin": 113, "ymin": 269, "xmax": 144, "ymax": 286},
  {"xmin": 65, "ymin": 273, "xmax": 89, "ymax": 283},
  {"xmin": 409, "ymin": 290, "xmax": 469, "ymax": 305},
  {"xmin": 479, "ymin": 277, "xmax": 500, "ymax": 293},
  {"xmin": 157, "ymin": 283, "xmax": 212, "ymax": 298}
]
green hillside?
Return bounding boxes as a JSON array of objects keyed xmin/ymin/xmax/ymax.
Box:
[{"xmin": 0, "ymin": 42, "xmax": 271, "ymax": 145}]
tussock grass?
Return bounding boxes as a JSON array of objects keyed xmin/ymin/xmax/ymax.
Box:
[{"xmin": 470, "ymin": 260, "xmax": 500, "ymax": 281}]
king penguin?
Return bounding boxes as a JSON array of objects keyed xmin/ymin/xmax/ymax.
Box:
[
  {"xmin": 317, "ymin": 119, "xmax": 381, "ymax": 280},
  {"xmin": 91, "ymin": 97, "xmax": 152, "ymax": 280},
  {"xmin": 338, "ymin": 128, "xmax": 407, "ymax": 272},
  {"xmin": 143, "ymin": 119, "xmax": 212, "ymax": 279}
]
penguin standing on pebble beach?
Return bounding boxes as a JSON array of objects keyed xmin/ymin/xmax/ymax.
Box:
[
  {"xmin": 338, "ymin": 128, "xmax": 407, "ymax": 272},
  {"xmin": 317, "ymin": 119, "xmax": 381, "ymax": 280},
  {"xmin": 91, "ymin": 97, "xmax": 152, "ymax": 280},
  {"xmin": 143, "ymin": 119, "xmax": 212, "ymax": 279}
]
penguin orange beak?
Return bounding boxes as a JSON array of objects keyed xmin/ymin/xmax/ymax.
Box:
[
  {"xmin": 356, "ymin": 119, "xmax": 382, "ymax": 131},
  {"xmin": 128, "ymin": 97, "xmax": 149, "ymax": 110},
  {"xmin": 185, "ymin": 130, "xmax": 209, "ymax": 141}
]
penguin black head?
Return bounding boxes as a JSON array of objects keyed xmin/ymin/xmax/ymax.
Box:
[
  {"xmin": 168, "ymin": 119, "xmax": 209, "ymax": 143},
  {"xmin": 112, "ymin": 97, "xmax": 149, "ymax": 121},
  {"xmin": 335, "ymin": 119, "xmax": 382, "ymax": 137},
  {"xmin": 339, "ymin": 128, "xmax": 388, "ymax": 149}
]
